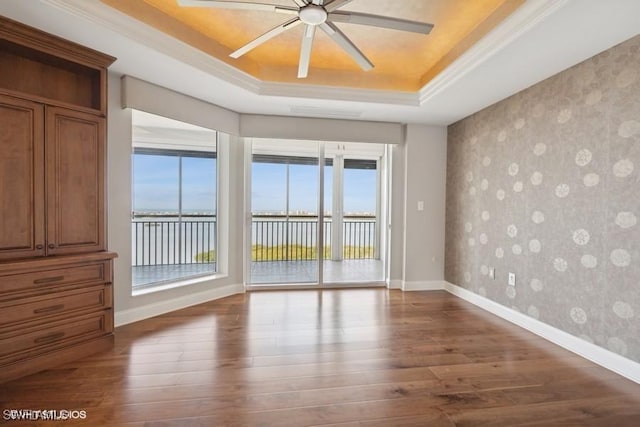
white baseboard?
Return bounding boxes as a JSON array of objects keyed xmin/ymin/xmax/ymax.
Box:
[
  {"xmin": 388, "ymin": 279, "xmax": 403, "ymax": 290},
  {"xmin": 115, "ymin": 283, "xmax": 244, "ymax": 327},
  {"xmin": 444, "ymin": 281, "xmax": 640, "ymax": 385},
  {"xmin": 402, "ymin": 280, "xmax": 446, "ymax": 291}
]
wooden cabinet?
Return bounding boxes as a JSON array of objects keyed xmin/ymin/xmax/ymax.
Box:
[
  {"xmin": 0, "ymin": 98, "xmax": 106, "ymax": 260},
  {"xmin": 0, "ymin": 16, "xmax": 116, "ymax": 383}
]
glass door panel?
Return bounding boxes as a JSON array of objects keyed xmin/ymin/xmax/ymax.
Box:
[
  {"xmin": 323, "ymin": 142, "xmax": 385, "ymax": 284},
  {"xmin": 249, "ymin": 140, "xmax": 319, "ymax": 285}
]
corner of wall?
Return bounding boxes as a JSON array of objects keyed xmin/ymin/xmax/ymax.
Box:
[{"xmin": 400, "ymin": 124, "xmax": 448, "ymax": 285}]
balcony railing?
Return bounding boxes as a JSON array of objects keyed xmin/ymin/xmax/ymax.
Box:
[
  {"xmin": 132, "ymin": 216, "xmax": 217, "ymax": 267},
  {"xmin": 132, "ymin": 214, "xmax": 376, "ymax": 267},
  {"xmin": 252, "ymin": 216, "xmax": 330, "ymax": 262},
  {"xmin": 252, "ymin": 215, "xmax": 375, "ymax": 261}
]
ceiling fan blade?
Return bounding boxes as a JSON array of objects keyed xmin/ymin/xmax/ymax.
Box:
[
  {"xmin": 230, "ymin": 18, "xmax": 302, "ymax": 58},
  {"xmin": 177, "ymin": 0, "xmax": 297, "ymax": 14},
  {"xmin": 319, "ymin": 21, "xmax": 373, "ymax": 71},
  {"xmin": 324, "ymin": 0, "xmax": 354, "ymax": 13},
  {"xmin": 297, "ymin": 24, "xmax": 316, "ymax": 78},
  {"xmin": 329, "ymin": 11, "xmax": 433, "ymax": 34},
  {"xmin": 291, "ymin": 0, "xmax": 308, "ymax": 6}
]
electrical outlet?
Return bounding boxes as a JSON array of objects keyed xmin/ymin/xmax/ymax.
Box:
[
  {"xmin": 508, "ymin": 272, "xmax": 516, "ymax": 286},
  {"xmin": 490, "ymin": 268, "xmax": 495, "ymax": 279}
]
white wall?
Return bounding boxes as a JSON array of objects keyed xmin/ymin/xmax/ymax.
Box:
[
  {"xmin": 388, "ymin": 143, "xmax": 405, "ymax": 289},
  {"xmin": 240, "ymin": 114, "xmax": 404, "ymax": 144},
  {"xmin": 108, "ymin": 74, "xmax": 448, "ymax": 323},
  {"xmin": 108, "ymin": 73, "xmax": 245, "ymax": 326},
  {"xmin": 399, "ymin": 124, "xmax": 448, "ymax": 290}
]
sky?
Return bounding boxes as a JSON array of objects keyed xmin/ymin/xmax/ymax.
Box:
[
  {"xmin": 134, "ymin": 155, "xmax": 377, "ymax": 214},
  {"xmin": 133, "ymin": 154, "xmax": 217, "ymax": 212},
  {"xmin": 252, "ymin": 163, "xmax": 377, "ymax": 214}
]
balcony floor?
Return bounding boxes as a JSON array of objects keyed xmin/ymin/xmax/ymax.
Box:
[
  {"xmin": 132, "ymin": 259, "xmax": 383, "ymax": 290},
  {"xmin": 250, "ymin": 259, "xmax": 384, "ymax": 285}
]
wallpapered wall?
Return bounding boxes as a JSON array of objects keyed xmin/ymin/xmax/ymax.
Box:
[{"xmin": 445, "ymin": 35, "xmax": 640, "ymax": 363}]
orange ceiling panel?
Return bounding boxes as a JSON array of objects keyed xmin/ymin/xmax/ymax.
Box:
[{"xmin": 101, "ymin": 0, "xmax": 524, "ymax": 91}]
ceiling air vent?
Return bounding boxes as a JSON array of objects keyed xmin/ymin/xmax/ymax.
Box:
[{"xmin": 290, "ymin": 105, "xmax": 363, "ymax": 119}]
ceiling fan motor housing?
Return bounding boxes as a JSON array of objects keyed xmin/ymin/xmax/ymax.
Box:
[{"xmin": 299, "ymin": 5, "xmax": 328, "ymax": 26}]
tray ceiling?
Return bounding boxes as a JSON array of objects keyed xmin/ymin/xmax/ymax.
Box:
[{"xmin": 100, "ymin": 0, "xmax": 524, "ymax": 91}]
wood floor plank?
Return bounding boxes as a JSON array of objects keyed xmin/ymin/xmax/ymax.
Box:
[
  {"xmin": 1, "ymin": 289, "xmax": 639, "ymax": 426},
  {"xmin": 448, "ymin": 395, "xmax": 640, "ymax": 426}
]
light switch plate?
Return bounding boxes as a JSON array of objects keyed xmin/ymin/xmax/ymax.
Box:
[{"xmin": 508, "ymin": 272, "xmax": 516, "ymax": 286}]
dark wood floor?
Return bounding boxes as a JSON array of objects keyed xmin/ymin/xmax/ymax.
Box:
[{"xmin": 2, "ymin": 289, "xmax": 640, "ymax": 426}]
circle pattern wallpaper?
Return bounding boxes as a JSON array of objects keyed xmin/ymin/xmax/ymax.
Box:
[{"xmin": 445, "ymin": 35, "xmax": 639, "ymax": 362}]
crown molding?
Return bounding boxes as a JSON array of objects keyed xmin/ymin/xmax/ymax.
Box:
[
  {"xmin": 259, "ymin": 81, "xmax": 419, "ymax": 106},
  {"xmin": 418, "ymin": 0, "xmax": 570, "ymax": 105},
  {"xmin": 42, "ymin": 0, "xmax": 262, "ymax": 92}
]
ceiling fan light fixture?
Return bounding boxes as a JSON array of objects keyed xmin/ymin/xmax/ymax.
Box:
[{"xmin": 299, "ymin": 5, "xmax": 328, "ymax": 26}]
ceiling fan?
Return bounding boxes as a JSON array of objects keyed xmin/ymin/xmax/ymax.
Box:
[{"xmin": 177, "ymin": 0, "xmax": 434, "ymax": 78}]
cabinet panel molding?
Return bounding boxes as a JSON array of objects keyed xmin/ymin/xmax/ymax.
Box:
[
  {"xmin": 0, "ymin": 95, "xmax": 45, "ymax": 260},
  {"xmin": 46, "ymin": 107, "xmax": 105, "ymax": 255}
]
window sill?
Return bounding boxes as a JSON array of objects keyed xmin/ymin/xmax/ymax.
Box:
[{"xmin": 131, "ymin": 272, "xmax": 229, "ymax": 297}]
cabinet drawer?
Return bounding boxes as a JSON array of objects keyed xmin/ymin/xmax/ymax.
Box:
[
  {"xmin": 0, "ymin": 262, "xmax": 107, "ymax": 294},
  {"xmin": 0, "ymin": 311, "xmax": 111, "ymax": 364},
  {"xmin": 0, "ymin": 285, "xmax": 111, "ymax": 326}
]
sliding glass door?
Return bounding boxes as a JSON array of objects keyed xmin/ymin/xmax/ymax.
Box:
[
  {"xmin": 247, "ymin": 139, "xmax": 386, "ymax": 287},
  {"xmin": 250, "ymin": 140, "xmax": 320, "ymax": 284},
  {"xmin": 323, "ymin": 142, "xmax": 385, "ymax": 284}
]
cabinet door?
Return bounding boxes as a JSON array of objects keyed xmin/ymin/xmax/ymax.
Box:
[
  {"xmin": 46, "ymin": 107, "xmax": 105, "ymax": 255},
  {"xmin": 0, "ymin": 95, "xmax": 45, "ymax": 260}
]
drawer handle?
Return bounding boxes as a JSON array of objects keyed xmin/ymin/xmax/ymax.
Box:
[
  {"xmin": 33, "ymin": 276, "xmax": 65, "ymax": 285},
  {"xmin": 33, "ymin": 304, "xmax": 65, "ymax": 314},
  {"xmin": 34, "ymin": 332, "xmax": 65, "ymax": 344}
]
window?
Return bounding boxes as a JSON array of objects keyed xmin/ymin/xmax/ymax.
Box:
[
  {"xmin": 131, "ymin": 111, "xmax": 217, "ymax": 291},
  {"xmin": 248, "ymin": 140, "xmax": 386, "ymax": 286}
]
